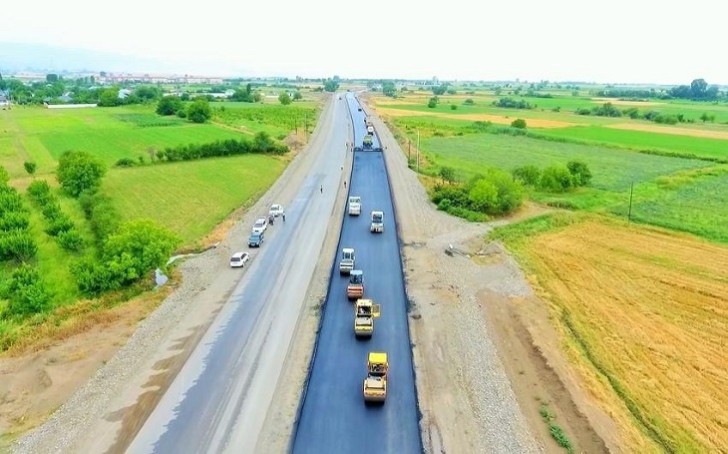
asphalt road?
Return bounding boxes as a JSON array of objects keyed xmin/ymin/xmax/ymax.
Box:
[
  {"xmin": 291, "ymin": 94, "xmax": 422, "ymax": 453},
  {"xmin": 126, "ymin": 96, "xmax": 350, "ymax": 454}
]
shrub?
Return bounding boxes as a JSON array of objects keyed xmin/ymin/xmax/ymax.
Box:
[
  {"xmin": 575, "ymin": 108, "xmax": 591, "ymax": 115},
  {"xmin": 27, "ymin": 180, "xmax": 52, "ymax": 204},
  {"xmin": 468, "ymin": 179, "xmax": 499, "ymax": 212},
  {"xmin": 78, "ymin": 192, "xmax": 120, "ymax": 243},
  {"xmin": 24, "ymin": 161, "xmax": 37, "ymax": 175},
  {"xmin": 450, "ymin": 105, "xmax": 457, "ymax": 110},
  {"xmin": 115, "ymin": 157, "xmax": 136, "ymax": 167},
  {"xmin": 427, "ymin": 97, "xmax": 438, "ymax": 108},
  {"xmin": 44, "ymin": 214, "xmax": 74, "ymax": 236},
  {"xmin": 463, "ymin": 98, "xmax": 475, "ymax": 105},
  {"xmin": 2, "ymin": 265, "xmax": 52, "ymax": 319},
  {"xmin": 511, "ymin": 118, "xmax": 527, "ymax": 129},
  {"xmin": 539, "ymin": 166, "xmax": 575, "ymax": 192},
  {"xmin": 41, "ymin": 202, "xmax": 62, "ymax": 220},
  {"xmin": 0, "ymin": 230, "xmax": 37, "ymax": 262},
  {"xmin": 512, "ymin": 165, "xmax": 541, "ymax": 186},
  {"xmin": 0, "ymin": 211, "xmax": 30, "ymax": 231},
  {"xmin": 0, "ymin": 189, "xmax": 24, "ymax": 213},
  {"xmin": 567, "ymin": 161, "xmax": 592, "ymax": 186},
  {"xmin": 56, "ymin": 229, "xmax": 84, "ymax": 252},
  {"xmin": 187, "ymin": 99, "xmax": 212, "ymax": 123},
  {"xmin": 56, "ymin": 150, "xmax": 107, "ymax": 197},
  {"xmin": 0, "ymin": 166, "xmax": 9, "ymax": 185}
]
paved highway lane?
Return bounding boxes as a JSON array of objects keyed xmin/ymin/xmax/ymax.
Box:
[
  {"xmin": 126, "ymin": 96, "xmax": 351, "ymax": 454},
  {"xmin": 291, "ymin": 94, "xmax": 422, "ymax": 453}
]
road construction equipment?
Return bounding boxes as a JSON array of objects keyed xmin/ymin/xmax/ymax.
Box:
[
  {"xmin": 354, "ymin": 299, "xmax": 381, "ymax": 338},
  {"xmin": 347, "ymin": 269, "xmax": 364, "ymax": 300},
  {"xmin": 363, "ymin": 352, "xmax": 388, "ymax": 403},
  {"xmin": 339, "ymin": 248, "xmax": 355, "ymax": 275}
]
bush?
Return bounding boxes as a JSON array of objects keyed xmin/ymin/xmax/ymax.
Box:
[
  {"xmin": 0, "ymin": 188, "xmax": 24, "ymax": 213},
  {"xmin": 468, "ymin": 179, "xmax": 499, "ymax": 212},
  {"xmin": 56, "ymin": 150, "xmax": 107, "ymax": 197},
  {"xmin": 0, "ymin": 230, "xmax": 37, "ymax": 262},
  {"xmin": 156, "ymin": 96, "xmax": 183, "ymax": 116},
  {"xmin": 450, "ymin": 105, "xmax": 457, "ymax": 110},
  {"xmin": 187, "ymin": 99, "xmax": 212, "ymax": 123},
  {"xmin": 24, "ymin": 161, "xmax": 37, "ymax": 175},
  {"xmin": 0, "ymin": 166, "xmax": 9, "ymax": 185},
  {"xmin": 78, "ymin": 192, "xmax": 120, "ymax": 243},
  {"xmin": 45, "ymin": 214, "xmax": 74, "ymax": 236},
  {"xmin": 27, "ymin": 180, "xmax": 52, "ymax": 204},
  {"xmin": 56, "ymin": 229, "xmax": 84, "ymax": 252},
  {"xmin": 41, "ymin": 202, "xmax": 62, "ymax": 220},
  {"xmin": 2, "ymin": 265, "xmax": 52, "ymax": 319},
  {"xmin": 567, "ymin": 161, "xmax": 592, "ymax": 186},
  {"xmin": 511, "ymin": 118, "xmax": 527, "ymax": 129},
  {"xmin": 115, "ymin": 157, "xmax": 136, "ymax": 167},
  {"xmin": 0, "ymin": 211, "xmax": 30, "ymax": 231},
  {"xmin": 463, "ymin": 98, "xmax": 475, "ymax": 105},
  {"xmin": 539, "ymin": 166, "xmax": 575, "ymax": 192},
  {"xmin": 512, "ymin": 165, "xmax": 541, "ymax": 186},
  {"xmin": 427, "ymin": 97, "xmax": 439, "ymax": 108}
]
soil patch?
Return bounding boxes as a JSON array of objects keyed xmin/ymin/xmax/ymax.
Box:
[
  {"xmin": 607, "ymin": 122, "xmax": 728, "ymax": 140},
  {"xmin": 377, "ymin": 107, "xmax": 575, "ymax": 129}
]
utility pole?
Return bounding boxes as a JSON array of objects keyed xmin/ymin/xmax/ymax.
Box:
[
  {"xmin": 304, "ymin": 113, "xmax": 308, "ymax": 139},
  {"xmin": 628, "ymin": 182, "xmax": 634, "ymax": 222},
  {"xmin": 416, "ymin": 130, "xmax": 420, "ymax": 174}
]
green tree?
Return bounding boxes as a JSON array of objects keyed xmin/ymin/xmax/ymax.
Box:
[
  {"xmin": 102, "ymin": 219, "xmax": 180, "ymax": 284},
  {"xmin": 156, "ymin": 96, "xmax": 183, "ymax": 115},
  {"xmin": 323, "ymin": 78, "xmax": 340, "ymax": 92},
  {"xmin": 56, "ymin": 150, "xmax": 107, "ymax": 197},
  {"xmin": 293, "ymin": 91, "xmax": 303, "ymax": 101},
  {"xmin": 98, "ymin": 88, "xmax": 120, "ymax": 107},
  {"xmin": 439, "ymin": 166, "xmax": 456, "ymax": 184},
  {"xmin": 187, "ymin": 99, "xmax": 212, "ymax": 123},
  {"xmin": 539, "ymin": 166, "xmax": 574, "ymax": 192},
  {"xmin": 512, "ymin": 165, "xmax": 541, "ymax": 186},
  {"xmin": 2, "ymin": 264, "xmax": 52, "ymax": 319},
  {"xmin": 567, "ymin": 160, "xmax": 592, "ymax": 186},
  {"xmin": 46, "ymin": 73, "xmax": 59, "ymax": 83},
  {"xmin": 278, "ymin": 92, "xmax": 292, "ymax": 105},
  {"xmin": 485, "ymin": 169, "xmax": 525, "ymax": 213},
  {"xmin": 468, "ymin": 179, "xmax": 498, "ymax": 213},
  {"xmin": 24, "ymin": 161, "xmax": 37, "ymax": 176},
  {"xmin": 427, "ymin": 97, "xmax": 439, "ymax": 108},
  {"xmin": 511, "ymin": 118, "xmax": 527, "ymax": 129},
  {"xmin": 382, "ymin": 81, "xmax": 397, "ymax": 97}
]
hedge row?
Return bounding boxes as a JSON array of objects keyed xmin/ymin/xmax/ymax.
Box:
[{"xmin": 27, "ymin": 180, "xmax": 84, "ymax": 252}]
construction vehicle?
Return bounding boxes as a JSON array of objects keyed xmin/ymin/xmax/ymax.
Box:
[
  {"xmin": 370, "ymin": 211, "xmax": 384, "ymax": 233},
  {"xmin": 348, "ymin": 196, "xmax": 361, "ymax": 216},
  {"xmin": 347, "ymin": 270, "xmax": 364, "ymax": 300},
  {"xmin": 363, "ymin": 352, "xmax": 388, "ymax": 403},
  {"xmin": 354, "ymin": 299, "xmax": 381, "ymax": 338},
  {"xmin": 365, "ymin": 118, "xmax": 375, "ymax": 135},
  {"xmin": 339, "ymin": 248, "xmax": 355, "ymax": 275},
  {"xmin": 363, "ymin": 135, "xmax": 373, "ymax": 149}
]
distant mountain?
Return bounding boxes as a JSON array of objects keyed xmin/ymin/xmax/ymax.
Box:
[{"xmin": 0, "ymin": 42, "xmax": 198, "ymax": 75}]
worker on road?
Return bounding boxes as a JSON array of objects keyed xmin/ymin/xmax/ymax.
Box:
[{"xmin": 320, "ymin": 184, "xmax": 323, "ymax": 193}]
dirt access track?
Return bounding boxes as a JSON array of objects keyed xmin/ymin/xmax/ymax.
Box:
[{"xmin": 4, "ymin": 93, "xmax": 609, "ymax": 453}]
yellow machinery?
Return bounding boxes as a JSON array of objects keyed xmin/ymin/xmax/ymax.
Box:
[
  {"xmin": 354, "ymin": 299, "xmax": 381, "ymax": 338},
  {"xmin": 363, "ymin": 352, "xmax": 388, "ymax": 403}
]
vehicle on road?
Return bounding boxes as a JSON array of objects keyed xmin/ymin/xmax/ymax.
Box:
[
  {"xmin": 370, "ymin": 211, "xmax": 384, "ymax": 233},
  {"xmin": 354, "ymin": 299, "xmax": 381, "ymax": 338},
  {"xmin": 347, "ymin": 269, "xmax": 364, "ymax": 300},
  {"xmin": 269, "ymin": 204, "xmax": 284, "ymax": 218},
  {"xmin": 339, "ymin": 248, "xmax": 355, "ymax": 275},
  {"xmin": 348, "ymin": 196, "xmax": 361, "ymax": 216},
  {"xmin": 252, "ymin": 217, "xmax": 268, "ymax": 234},
  {"xmin": 365, "ymin": 118, "xmax": 375, "ymax": 135},
  {"xmin": 248, "ymin": 231, "xmax": 264, "ymax": 248},
  {"xmin": 363, "ymin": 135, "xmax": 373, "ymax": 149},
  {"xmin": 363, "ymin": 352, "xmax": 388, "ymax": 403},
  {"xmin": 229, "ymin": 251, "xmax": 250, "ymax": 268}
]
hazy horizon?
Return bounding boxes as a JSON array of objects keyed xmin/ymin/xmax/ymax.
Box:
[{"xmin": 1, "ymin": 0, "xmax": 726, "ymax": 85}]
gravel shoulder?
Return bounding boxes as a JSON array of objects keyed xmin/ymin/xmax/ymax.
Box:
[{"xmin": 365, "ymin": 94, "xmax": 609, "ymax": 454}]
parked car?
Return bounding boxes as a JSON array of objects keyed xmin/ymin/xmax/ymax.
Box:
[
  {"xmin": 269, "ymin": 204, "xmax": 284, "ymax": 218},
  {"xmin": 229, "ymin": 251, "xmax": 250, "ymax": 268},
  {"xmin": 248, "ymin": 231, "xmax": 264, "ymax": 248},
  {"xmin": 252, "ymin": 217, "xmax": 268, "ymax": 234}
]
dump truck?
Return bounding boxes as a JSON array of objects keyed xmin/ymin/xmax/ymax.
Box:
[
  {"xmin": 363, "ymin": 135, "xmax": 373, "ymax": 149},
  {"xmin": 354, "ymin": 299, "xmax": 381, "ymax": 338},
  {"xmin": 370, "ymin": 211, "xmax": 384, "ymax": 233},
  {"xmin": 339, "ymin": 248, "xmax": 355, "ymax": 275},
  {"xmin": 347, "ymin": 269, "xmax": 364, "ymax": 300},
  {"xmin": 365, "ymin": 118, "xmax": 375, "ymax": 135},
  {"xmin": 348, "ymin": 196, "xmax": 361, "ymax": 216},
  {"xmin": 363, "ymin": 352, "xmax": 388, "ymax": 403}
]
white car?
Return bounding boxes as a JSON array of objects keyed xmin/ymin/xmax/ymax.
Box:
[
  {"xmin": 252, "ymin": 217, "xmax": 268, "ymax": 234},
  {"xmin": 229, "ymin": 252, "xmax": 250, "ymax": 268},
  {"xmin": 269, "ymin": 204, "xmax": 284, "ymax": 218}
]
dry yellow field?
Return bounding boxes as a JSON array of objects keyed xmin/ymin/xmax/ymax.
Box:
[
  {"xmin": 377, "ymin": 107, "xmax": 575, "ymax": 129},
  {"xmin": 608, "ymin": 122, "xmax": 728, "ymax": 140},
  {"xmin": 518, "ymin": 219, "xmax": 728, "ymax": 452},
  {"xmin": 591, "ymin": 97, "xmax": 664, "ymax": 107}
]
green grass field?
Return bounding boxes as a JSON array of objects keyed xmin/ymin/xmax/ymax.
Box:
[{"xmin": 103, "ymin": 154, "xmax": 287, "ymax": 247}]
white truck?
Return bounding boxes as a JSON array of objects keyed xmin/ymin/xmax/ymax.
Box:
[
  {"xmin": 339, "ymin": 248, "xmax": 355, "ymax": 275},
  {"xmin": 348, "ymin": 196, "xmax": 361, "ymax": 216},
  {"xmin": 370, "ymin": 211, "xmax": 384, "ymax": 233}
]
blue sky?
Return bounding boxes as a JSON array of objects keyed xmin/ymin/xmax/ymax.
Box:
[{"xmin": 1, "ymin": 0, "xmax": 726, "ymax": 84}]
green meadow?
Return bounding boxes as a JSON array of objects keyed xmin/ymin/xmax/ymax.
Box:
[{"xmin": 376, "ymin": 88, "xmax": 728, "ymax": 243}]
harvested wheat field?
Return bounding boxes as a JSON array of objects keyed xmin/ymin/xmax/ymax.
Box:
[
  {"xmin": 377, "ymin": 107, "xmax": 574, "ymax": 128},
  {"xmin": 608, "ymin": 122, "xmax": 728, "ymax": 140},
  {"xmin": 517, "ymin": 219, "xmax": 728, "ymax": 453}
]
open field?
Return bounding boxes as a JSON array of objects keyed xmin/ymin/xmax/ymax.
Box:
[
  {"xmin": 491, "ymin": 215, "xmax": 728, "ymax": 453},
  {"xmin": 103, "ymin": 154, "xmax": 287, "ymax": 247}
]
